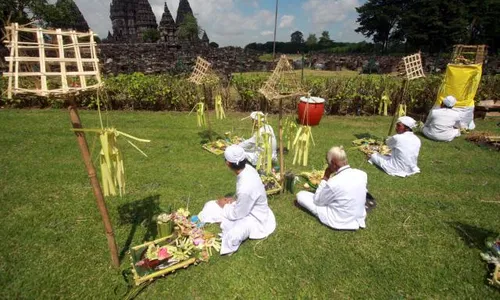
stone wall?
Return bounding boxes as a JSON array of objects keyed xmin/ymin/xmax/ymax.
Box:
[{"xmin": 97, "ymin": 43, "xmax": 268, "ymax": 76}]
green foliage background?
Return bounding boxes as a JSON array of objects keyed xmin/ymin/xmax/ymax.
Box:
[{"xmin": 2, "ymin": 73, "xmax": 499, "ymax": 116}]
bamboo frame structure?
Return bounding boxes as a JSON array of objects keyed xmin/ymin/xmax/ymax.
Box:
[
  {"xmin": 3, "ymin": 23, "xmax": 118, "ymax": 267},
  {"xmin": 401, "ymin": 51, "xmax": 425, "ymax": 81},
  {"xmin": 387, "ymin": 52, "xmax": 425, "ymax": 136},
  {"xmin": 451, "ymin": 44, "xmax": 487, "ymax": 64},
  {"xmin": 188, "ymin": 56, "xmax": 212, "ymax": 85},
  {"xmin": 3, "ymin": 23, "xmax": 102, "ymax": 98},
  {"xmin": 259, "ymin": 55, "xmax": 305, "ymax": 189}
]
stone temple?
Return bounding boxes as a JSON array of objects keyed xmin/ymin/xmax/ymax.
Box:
[{"xmin": 108, "ymin": 0, "xmax": 209, "ymax": 44}]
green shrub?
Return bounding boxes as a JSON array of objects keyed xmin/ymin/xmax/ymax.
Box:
[{"xmin": 1, "ymin": 72, "xmax": 498, "ymax": 114}]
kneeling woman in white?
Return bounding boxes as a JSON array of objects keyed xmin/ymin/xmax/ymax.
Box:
[
  {"xmin": 296, "ymin": 146, "xmax": 367, "ymax": 230},
  {"xmin": 199, "ymin": 145, "xmax": 276, "ymax": 255}
]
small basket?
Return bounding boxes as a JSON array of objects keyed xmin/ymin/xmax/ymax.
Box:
[
  {"xmin": 129, "ymin": 235, "xmax": 197, "ymax": 286},
  {"xmin": 262, "ymin": 174, "xmax": 282, "ymax": 195}
]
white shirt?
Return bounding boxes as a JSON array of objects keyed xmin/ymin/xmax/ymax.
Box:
[
  {"xmin": 423, "ymin": 108, "xmax": 461, "ymax": 142},
  {"xmin": 313, "ymin": 166, "xmax": 367, "ymax": 230},
  {"xmin": 222, "ymin": 164, "xmax": 276, "ymax": 239},
  {"xmin": 371, "ymin": 131, "xmax": 421, "ymax": 177},
  {"xmin": 239, "ymin": 124, "xmax": 277, "ymax": 165}
]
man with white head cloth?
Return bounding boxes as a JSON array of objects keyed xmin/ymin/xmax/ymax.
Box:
[
  {"xmin": 422, "ymin": 95, "xmax": 462, "ymax": 142},
  {"xmin": 238, "ymin": 111, "xmax": 277, "ymax": 166},
  {"xmin": 198, "ymin": 145, "xmax": 276, "ymax": 255},
  {"xmin": 368, "ymin": 116, "xmax": 421, "ymax": 177},
  {"xmin": 296, "ymin": 146, "xmax": 367, "ymax": 230}
]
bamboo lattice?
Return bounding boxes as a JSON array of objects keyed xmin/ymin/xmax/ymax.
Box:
[
  {"xmin": 259, "ymin": 55, "xmax": 304, "ymax": 100},
  {"xmin": 451, "ymin": 44, "xmax": 487, "ymax": 65},
  {"xmin": 401, "ymin": 52, "xmax": 425, "ymax": 80},
  {"xmin": 188, "ymin": 56, "xmax": 212, "ymax": 85},
  {"xmin": 2, "ymin": 23, "xmax": 102, "ymax": 98}
]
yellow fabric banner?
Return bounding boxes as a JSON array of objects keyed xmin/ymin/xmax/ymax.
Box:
[{"xmin": 435, "ymin": 64, "xmax": 482, "ymax": 107}]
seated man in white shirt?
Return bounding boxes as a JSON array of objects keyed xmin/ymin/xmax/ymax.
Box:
[
  {"xmin": 369, "ymin": 116, "xmax": 421, "ymax": 177},
  {"xmin": 296, "ymin": 146, "xmax": 367, "ymax": 230},
  {"xmin": 423, "ymin": 95, "xmax": 461, "ymax": 142},
  {"xmin": 198, "ymin": 145, "xmax": 276, "ymax": 255},
  {"xmin": 238, "ymin": 111, "xmax": 277, "ymax": 166}
]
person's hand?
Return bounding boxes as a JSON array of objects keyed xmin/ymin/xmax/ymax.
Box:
[
  {"xmin": 217, "ymin": 197, "xmax": 234, "ymax": 208},
  {"xmin": 323, "ymin": 166, "xmax": 333, "ymax": 181}
]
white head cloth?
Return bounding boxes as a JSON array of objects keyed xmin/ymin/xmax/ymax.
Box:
[
  {"xmin": 442, "ymin": 95, "xmax": 457, "ymax": 108},
  {"xmin": 224, "ymin": 145, "xmax": 246, "ymax": 164},
  {"xmin": 250, "ymin": 111, "xmax": 265, "ymax": 120},
  {"xmin": 397, "ymin": 116, "xmax": 417, "ymax": 129}
]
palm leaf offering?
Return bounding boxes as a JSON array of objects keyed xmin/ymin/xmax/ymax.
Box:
[
  {"xmin": 292, "ymin": 125, "xmax": 314, "ymax": 166},
  {"xmin": 202, "ymin": 139, "xmax": 229, "ymax": 155},
  {"xmin": 130, "ymin": 208, "xmax": 221, "ymax": 286},
  {"xmin": 214, "ymin": 95, "xmax": 226, "ymax": 120},
  {"xmin": 352, "ymin": 138, "xmax": 391, "ymax": 156},
  {"xmin": 283, "ymin": 117, "xmax": 297, "ymax": 150},
  {"xmin": 299, "ymin": 170, "xmax": 324, "ymax": 191},
  {"xmin": 195, "ymin": 102, "xmax": 206, "ymax": 127},
  {"xmin": 72, "ymin": 127, "xmax": 150, "ymax": 197}
]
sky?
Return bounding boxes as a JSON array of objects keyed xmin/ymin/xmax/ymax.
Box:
[{"xmin": 73, "ymin": 0, "xmax": 368, "ymax": 47}]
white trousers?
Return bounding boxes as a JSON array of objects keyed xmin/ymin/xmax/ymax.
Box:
[
  {"xmin": 198, "ymin": 200, "xmax": 252, "ymax": 255},
  {"xmin": 296, "ymin": 191, "xmax": 319, "ymax": 217}
]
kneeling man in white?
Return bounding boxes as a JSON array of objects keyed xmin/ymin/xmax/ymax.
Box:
[{"xmin": 296, "ymin": 146, "xmax": 367, "ymax": 230}]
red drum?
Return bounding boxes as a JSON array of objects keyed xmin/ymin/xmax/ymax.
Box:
[{"xmin": 298, "ymin": 96, "xmax": 325, "ymax": 126}]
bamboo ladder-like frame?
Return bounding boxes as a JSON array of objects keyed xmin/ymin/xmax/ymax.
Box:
[
  {"xmin": 188, "ymin": 56, "xmax": 212, "ymax": 85},
  {"xmin": 259, "ymin": 55, "xmax": 305, "ymax": 189},
  {"xmin": 387, "ymin": 52, "xmax": 426, "ymax": 136},
  {"xmin": 2, "ymin": 23, "xmax": 120, "ymax": 267},
  {"xmin": 451, "ymin": 44, "xmax": 488, "ymax": 64}
]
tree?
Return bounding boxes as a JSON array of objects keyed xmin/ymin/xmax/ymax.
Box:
[
  {"xmin": 355, "ymin": 0, "xmax": 406, "ymax": 52},
  {"xmin": 142, "ymin": 29, "xmax": 160, "ymax": 43},
  {"xmin": 305, "ymin": 33, "xmax": 317, "ymax": 46},
  {"xmin": 318, "ymin": 30, "xmax": 333, "ymax": 48},
  {"xmin": 177, "ymin": 13, "xmax": 200, "ymax": 41},
  {"xmin": 290, "ymin": 31, "xmax": 304, "ymax": 44},
  {"xmin": 399, "ymin": 0, "xmax": 469, "ymax": 53}
]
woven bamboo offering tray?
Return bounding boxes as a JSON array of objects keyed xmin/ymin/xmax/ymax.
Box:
[
  {"xmin": 352, "ymin": 138, "xmax": 391, "ymax": 156},
  {"xmin": 202, "ymin": 139, "xmax": 229, "ymax": 155},
  {"xmin": 261, "ymin": 174, "xmax": 281, "ymax": 195}
]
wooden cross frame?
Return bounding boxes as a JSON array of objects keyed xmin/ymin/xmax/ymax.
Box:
[
  {"xmin": 188, "ymin": 56, "xmax": 212, "ymax": 85},
  {"xmin": 3, "ymin": 23, "xmax": 102, "ymax": 98},
  {"xmin": 3, "ymin": 23, "xmax": 119, "ymax": 267}
]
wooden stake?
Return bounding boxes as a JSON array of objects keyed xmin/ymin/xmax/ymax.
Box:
[{"xmin": 68, "ymin": 97, "xmax": 119, "ymax": 268}]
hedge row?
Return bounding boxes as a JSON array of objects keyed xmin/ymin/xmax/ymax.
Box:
[{"xmin": 1, "ymin": 72, "xmax": 498, "ymax": 116}]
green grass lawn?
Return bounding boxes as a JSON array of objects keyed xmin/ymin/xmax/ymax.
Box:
[{"xmin": 0, "ymin": 109, "xmax": 499, "ymax": 299}]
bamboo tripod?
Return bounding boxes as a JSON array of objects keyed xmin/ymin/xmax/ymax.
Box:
[{"xmin": 3, "ymin": 23, "xmax": 119, "ymax": 267}]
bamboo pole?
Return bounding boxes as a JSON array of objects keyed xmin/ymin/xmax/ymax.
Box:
[
  {"xmin": 68, "ymin": 96, "xmax": 119, "ymax": 268},
  {"xmin": 387, "ymin": 79, "xmax": 407, "ymax": 137}
]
